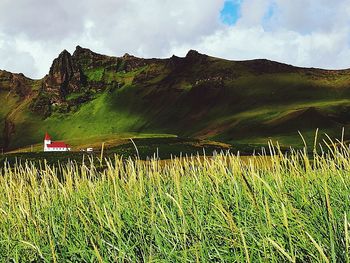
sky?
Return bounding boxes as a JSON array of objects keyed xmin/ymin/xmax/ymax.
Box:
[{"xmin": 0, "ymin": 0, "xmax": 349, "ymax": 79}]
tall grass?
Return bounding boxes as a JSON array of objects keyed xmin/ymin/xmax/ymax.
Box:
[{"xmin": 0, "ymin": 142, "xmax": 350, "ymax": 262}]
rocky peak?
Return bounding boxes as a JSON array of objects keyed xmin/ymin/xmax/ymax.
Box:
[
  {"xmin": 185, "ymin": 50, "xmax": 207, "ymax": 63},
  {"xmin": 73, "ymin": 45, "xmax": 114, "ymax": 71},
  {"xmin": 120, "ymin": 53, "xmax": 148, "ymax": 71},
  {"xmin": 73, "ymin": 45, "xmax": 96, "ymax": 58},
  {"xmin": 49, "ymin": 50, "xmax": 75, "ymax": 83},
  {"xmin": 44, "ymin": 49, "xmax": 86, "ymax": 99},
  {"xmin": 74, "ymin": 45, "xmax": 85, "ymax": 53},
  {"xmin": 166, "ymin": 54, "xmax": 184, "ymax": 68},
  {"xmin": 186, "ymin": 50, "xmax": 202, "ymax": 57},
  {"xmin": 122, "ymin": 53, "xmax": 134, "ymax": 59}
]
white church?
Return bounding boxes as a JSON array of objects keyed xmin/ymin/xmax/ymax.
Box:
[{"xmin": 44, "ymin": 132, "xmax": 71, "ymax": 152}]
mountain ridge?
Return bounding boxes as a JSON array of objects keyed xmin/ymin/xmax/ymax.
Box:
[
  {"xmin": 2, "ymin": 46, "xmax": 350, "ymax": 80},
  {"xmin": 1, "ymin": 46, "xmax": 350, "ymax": 151}
]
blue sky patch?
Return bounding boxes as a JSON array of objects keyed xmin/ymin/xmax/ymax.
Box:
[
  {"xmin": 264, "ymin": 3, "xmax": 276, "ymax": 21},
  {"xmin": 261, "ymin": 2, "xmax": 277, "ymax": 31},
  {"xmin": 220, "ymin": 0, "xmax": 241, "ymax": 25}
]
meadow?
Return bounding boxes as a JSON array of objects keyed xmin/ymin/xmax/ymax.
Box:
[{"xmin": 0, "ymin": 136, "xmax": 349, "ymax": 262}]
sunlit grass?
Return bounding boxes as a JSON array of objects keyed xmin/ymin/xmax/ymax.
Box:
[{"xmin": 0, "ymin": 140, "xmax": 350, "ymax": 261}]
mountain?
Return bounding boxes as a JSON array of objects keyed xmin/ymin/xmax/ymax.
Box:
[{"xmin": 1, "ymin": 46, "xmax": 350, "ymax": 151}]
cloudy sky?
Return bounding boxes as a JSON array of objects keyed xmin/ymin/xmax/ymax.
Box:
[{"xmin": 0, "ymin": 0, "xmax": 349, "ymax": 79}]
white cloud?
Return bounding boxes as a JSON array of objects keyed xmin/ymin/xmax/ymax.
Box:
[
  {"xmin": 172, "ymin": 0, "xmax": 350, "ymax": 70},
  {"xmin": 0, "ymin": 0, "xmax": 225, "ymax": 78},
  {"xmin": 238, "ymin": 0, "xmax": 272, "ymax": 27},
  {"xmin": 0, "ymin": 0, "xmax": 349, "ymax": 78},
  {"xmin": 174, "ymin": 25, "xmax": 350, "ymax": 69},
  {"xmin": 0, "ymin": 33, "xmax": 38, "ymax": 77},
  {"xmin": 272, "ymin": 0, "xmax": 350, "ymax": 33}
]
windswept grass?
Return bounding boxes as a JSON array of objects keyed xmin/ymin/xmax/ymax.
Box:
[{"xmin": 0, "ymin": 141, "xmax": 350, "ymax": 261}]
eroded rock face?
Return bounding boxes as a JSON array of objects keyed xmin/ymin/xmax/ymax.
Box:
[
  {"xmin": 43, "ymin": 50, "xmax": 86, "ymax": 101},
  {"xmin": 0, "ymin": 70, "xmax": 33, "ymax": 98},
  {"xmin": 185, "ymin": 50, "xmax": 207, "ymax": 63},
  {"xmin": 121, "ymin": 53, "xmax": 148, "ymax": 72},
  {"xmin": 41, "ymin": 46, "xmax": 151, "ymax": 105},
  {"xmin": 73, "ymin": 45, "xmax": 113, "ymax": 69}
]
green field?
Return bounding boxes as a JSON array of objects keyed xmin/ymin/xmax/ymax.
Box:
[
  {"xmin": 0, "ymin": 140, "xmax": 350, "ymax": 261},
  {"xmin": 1, "ymin": 137, "xmax": 233, "ymax": 166}
]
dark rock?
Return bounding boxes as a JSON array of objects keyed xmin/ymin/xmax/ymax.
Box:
[
  {"xmin": 3, "ymin": 118, "xmax": 15, "ymax": 149},
  {"xmin": 241, "ymin": 59, "xmax": 297, "ymax": 74},
  {"xmin": 43, "ymin": 49, "xmax": 87, "ymax": 101},
  {"xmin": 166, "ymin": 55, "xmax": 184, "ymax": 68},
  {"xmin": 185, "ymin": 49, "xmax": 208, "ymax": 65},
  {"xmin": 121, "ymin": 54, "xmax": 148, "ymax": 72},
  {"xmin": 0, "ymin": 70, "xmax": 32, "ymax": 98}
]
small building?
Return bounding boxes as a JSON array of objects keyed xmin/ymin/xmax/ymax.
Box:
[{"xmin": 44, "ymin": 132, "xmax": 71, "ymax": 152}]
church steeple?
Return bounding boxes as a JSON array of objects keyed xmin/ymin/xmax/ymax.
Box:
[{"xmin": 44, "ymin": 132, "xmax": 51, "ymax": 141}]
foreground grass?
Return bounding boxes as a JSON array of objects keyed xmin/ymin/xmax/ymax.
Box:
[{"xmin": 0, "ymin": 143, "xmax": 350, "ymax": 262}]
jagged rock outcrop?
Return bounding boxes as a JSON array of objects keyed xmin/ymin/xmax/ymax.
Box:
[
  {"xmin": 121, "ymin": 53, "xmax": 149, "ymax": 72},
  {"xmin": 185, "ymin": 50, "xmax": 207, "ymax": 61},
  {"xmin": 73, "ymin": 45, "xmax": 116, "ymax": 70},
  {"xmin": 43, "ymin": 49, "xmax": 86, "ymax": 100},
  {"xmin": 37, "ymin": 46, "xmax": 155, "ymax": 110},
  {"xmin": 33, "ymin": 46, "xmax": 153, "ymax": 116},
  {"xmin": 31, "ymin": 49, "xmax": 89, "ymax": 116},
  {"xmin": 0, "ymin": 70, "xmax": 33, "ymax": 98}
]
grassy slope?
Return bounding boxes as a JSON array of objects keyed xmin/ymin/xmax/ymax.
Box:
[
  {"xmin": 129, "ymin": 59, "xmax": 350, "ymax": 148},
  {"xmin": 188, "ymin": 62, "xmax": 350, "ymax": 146},
  {"xmin": 0, "ymin": 90, "xmax": 23, "ymax": 148},
  {"xmin": 7, "ymin": 93, "xmax": 170, "ymax": 150}
]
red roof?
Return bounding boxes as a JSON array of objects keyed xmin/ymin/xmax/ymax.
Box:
[
  {"xmin": 44, "ymin": 132, "xmax": 51, "ymax": 140},
  {"xmin": 47, "ymin": 142, "xmax": 69, "ymax": 148}
]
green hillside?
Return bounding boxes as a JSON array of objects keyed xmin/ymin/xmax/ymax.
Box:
[{"xmin": 1, "ymin": 47, "xmax": 350, "ymax": 152}]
